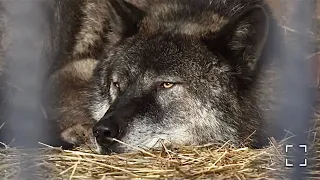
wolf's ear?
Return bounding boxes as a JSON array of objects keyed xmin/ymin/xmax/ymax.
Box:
[
  {"xmin": 205, "ymin": 6, "xmax": 269, "ymax": 76},
  {"xmin": 106, "ymin": 0, "xmax": 145, "ymax": 46}
]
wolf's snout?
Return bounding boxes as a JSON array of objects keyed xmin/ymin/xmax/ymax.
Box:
[{"xmin": 92, "ymin": 119, "xmax": 120, "ymax": 144}]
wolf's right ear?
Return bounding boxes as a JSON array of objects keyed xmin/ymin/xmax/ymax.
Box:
[
  {"xmin": 106, "ymin": 0, "xmax": 145, "ymax": 47},
  {"xmin": 204, "ymin": 6, "xmax": 269, "ymax": 77}
]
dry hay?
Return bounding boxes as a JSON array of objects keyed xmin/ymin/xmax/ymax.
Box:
[
  {"xmin": 0, "ymin": 133, "xmax": 319, "ymax": 180},
  {"xmin": 0, "ymin": 139, "xmax": 291, "ymax": 179}
]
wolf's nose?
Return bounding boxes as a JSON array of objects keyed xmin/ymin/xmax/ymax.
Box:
[{"xmin": 92, "ymin": 123, "xmax": 119, "ymax": 141}]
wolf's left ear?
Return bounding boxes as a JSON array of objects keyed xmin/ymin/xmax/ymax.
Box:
[
  {"xmin": 205, "ymin": 6, "xmax": 269, "ymax": 75},
  {"xmin": 106, "ymin": 0, "xmax": 145, "ymax": 47}
]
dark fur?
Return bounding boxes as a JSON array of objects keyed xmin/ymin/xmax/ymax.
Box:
[
  {"xmin": 87, "ymin": 0, "xmax": 285, "ymax": 153},
  {"xmin": 45, "ymin": 0, "xmax": 152, "ymax": 149},
  {"xmin": 0, "ymin": 0, "xmax": 286, "ymax": 153}
]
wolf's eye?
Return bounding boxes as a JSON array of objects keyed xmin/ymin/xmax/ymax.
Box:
[
  {"xmin": 160, "ymin": 82, "xmax": 175, "ymax": 89},
  {"xmin": 113, "ymin": 82, "xmax": 120, "ymax": 89}
]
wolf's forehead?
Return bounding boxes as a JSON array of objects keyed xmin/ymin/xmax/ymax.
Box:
[{"xmin": 115, "ymin": 39, "xmax": 219, "ymax": 78}]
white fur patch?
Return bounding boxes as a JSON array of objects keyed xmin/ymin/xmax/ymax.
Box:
[
  {"xmin": 139, "ymin": 126, "xmax": 190, "ymax": 149},
  {"xmin": 119, "ymin": 122, "xmax": 191, "ymax": 152},
  {"xmin": 91, "ymin": 100, "xmax": 109, "ymax": 121}
]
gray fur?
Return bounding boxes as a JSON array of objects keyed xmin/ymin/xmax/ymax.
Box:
[
  {"xmin": 88, "ymin": 0, "xmax": 284, "ymax": 153},
  {"xmin": 0, "ymin": 0, "xmax": 285, "ymax": 154}
]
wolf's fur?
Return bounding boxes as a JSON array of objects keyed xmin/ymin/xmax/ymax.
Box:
[
  {"xmin": 45, "ymin": 0, "xmax": 156, "ymax": 150},
  {"xmin": 0, "ymin": 0, "xmax": 289, "ymax": 154},
  {"xmin": 42, "ymin": 0, "xmax": 110, "ymax": 148},
  {"xmin": 86, "ymin": 0, "xmax": 286, "ymax": 153}
]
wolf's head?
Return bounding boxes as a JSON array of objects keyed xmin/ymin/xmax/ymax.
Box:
[{"xmin": 88, "ymin": 0, "xmax": 275, "ymax": 153}]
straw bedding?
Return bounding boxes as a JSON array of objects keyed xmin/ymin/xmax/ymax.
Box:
[
  {"xmin": 0, "ymin": 132, "xmax": 318, "ymax": 179},
  {"xmin": 0, "ymin": 139, "xmax": 292, "ymax": 179}
]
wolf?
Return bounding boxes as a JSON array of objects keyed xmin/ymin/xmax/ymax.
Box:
[
  {"xmin": 0, "ymin": 0, "xmax": 287, "ymax": 153},
  {"xmin": 86, "ymin": 0, "xmax": 286, "ymax": 154}
]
